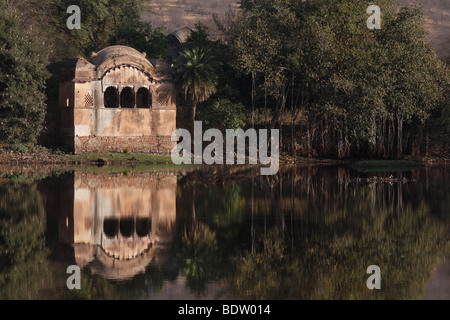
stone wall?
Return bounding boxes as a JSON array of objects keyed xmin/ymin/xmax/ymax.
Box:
[
  {"xmin": 74, "ymin": 135, "xmax": 175, "ymax": 154},
  {"xmin": 69, "ymin": 106, "xmax": 177, "ymax": 154}
]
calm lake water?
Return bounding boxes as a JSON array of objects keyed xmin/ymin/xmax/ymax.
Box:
[{"xmin": 0, "ymin": 165, "xmax": 448, "ymax": 300}]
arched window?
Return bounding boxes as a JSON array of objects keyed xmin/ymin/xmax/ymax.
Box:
[
  {"xmin": 136, "ymin": 87, "xmax": 151, "ymax": 109},
  {"xmin": 104, "ymin": 87, "xmax": 119, "ymax": 108},
  {"xmin": 120, "ymin": 87, "xmax": 134, "ymax": 108}
]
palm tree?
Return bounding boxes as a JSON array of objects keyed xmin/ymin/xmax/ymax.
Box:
[{"xmin": 173, "ymin": 47, "xmax": 218, "ymax": 131}]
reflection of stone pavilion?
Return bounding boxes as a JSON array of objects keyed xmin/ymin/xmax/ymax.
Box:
[{"xmin": 59, "ymin": 172, "xmax": 177, "ymax": 280}]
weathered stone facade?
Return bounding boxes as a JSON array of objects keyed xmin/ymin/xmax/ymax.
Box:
[{"xmin": 59, "ymin": 45, "xmax": 177, "ymax": 154}]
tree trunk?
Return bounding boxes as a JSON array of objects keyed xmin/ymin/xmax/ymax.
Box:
[
  {"xmin": 306, "ymin": 124, "xmax": 311, "ymax": 157},
  {"xmin": 344, "ymin": 133, "xmax": 349, "ymax": 158},
  {"xmin": 397, "ymin": 114, "xmax": 403, "ymax": 158},
  {"xmin": 191, "ymin": 186, "xmax": 196, "ymax": 222},
  {"xmin": 191, "ymin": 102, "xmax": 197, "ymax": 135},
  {"xmin": 390, "ymin": 118, "xmax": 395, "ymax": 158}
]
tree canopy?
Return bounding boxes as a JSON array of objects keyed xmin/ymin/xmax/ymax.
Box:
[
  {"xmin": 0, "ymin": 3, "xmax": 49, "ymax": 143},
  {"xmin": 53, "ymin": 0, "xmax": 167, "ymax": 58},
  {"xmin": 173, "ymin": 46, "xmax": 219, "ymax": 129},
  {"xmin": 224, "ymin": 0, "xmax": 449, "ymax": 158}
]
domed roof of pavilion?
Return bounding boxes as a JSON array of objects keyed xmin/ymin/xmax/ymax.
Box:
[
  {"xmin": 88, "ymin": 45, "xmax": 156, "ymax": 77},
  {"xmin": 63, "ymin": 45, "xmax": 173, "ymax": 82},
  {"xmin": 89, "ymin": 45, "xmax": 150, "ymax": 67}
]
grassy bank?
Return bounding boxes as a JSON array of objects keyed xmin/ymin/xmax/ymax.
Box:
[
  {"xmin": 67, "ymin": 152, "xmax": 173, "ymax": 163},
  {"xmin": 0, "ymin": 146, "xmax": 173, "ymax": 165}
]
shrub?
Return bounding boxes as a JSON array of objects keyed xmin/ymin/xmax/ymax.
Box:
[
  {"xmin": 197, "ymin": 98, "xmax": 246, "ymax": 131},
  {"xmin": 9, "ymin": 144, "xmax": 29, "ymax": 154},
  {"xmin": 8, "ymin": 143, "xmax": 50, "ymax": 154}
]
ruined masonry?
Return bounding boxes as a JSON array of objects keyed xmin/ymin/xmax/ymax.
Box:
[{"xmin": 59, "ymin": 45, "xmax": 177, "ymax": 154}]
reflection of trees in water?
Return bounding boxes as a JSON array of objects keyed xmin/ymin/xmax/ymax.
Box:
[
  {"xmin": 174, "ymin": 222, "xmax": 221, "ymax": 294},
  {"xmin": 230, "ymin": 167, "xmax": 449, "ymax": 300},
  {"xmin": 195, "ymin": 184, "xmax": 247, "ymax": 250},
  {"xmin": 174, "ymin": 167, "xmax": 448, "ymax": 298},
  {"xmin": 173, "ymin": 184, "xmax": 227, "ymax": 295},
  {"xmin": 0, "ymin": 182, "xmax": 51, "ymax": 299},
  {"xmin": 233, "ymin": 204, "xmax": 447, "ymax": 299}
]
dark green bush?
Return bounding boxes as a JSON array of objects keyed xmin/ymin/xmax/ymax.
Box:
[
  {"xmin": 0, "ymin": 4, "xmax": 49, "ymax": 143},
  {"xmin": 8, "ymin": 143, "xmax": 50, "ymax": 154},
  {"xmin": 197, "ymin": 98, "xmax": 246, "ymax": 131},
  {"xmin": 9, "ymin": 144, "xmax": 29, "ymax": 154}
]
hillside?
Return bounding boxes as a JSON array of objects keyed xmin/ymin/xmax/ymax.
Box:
[
  {"xmin": 400, "ymin": 0, "xmax": 450, "ymax": 62},
  {"xmin": 142, "ymin": 0, "xmax": 238, "ymax": 38},
  {"xmin": 143, "ymin": 0, "xmax": 449, "ymax": 62}
]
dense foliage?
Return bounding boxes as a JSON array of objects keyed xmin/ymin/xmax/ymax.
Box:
[
  {"xmin": 54, "ymin": 0, "xmax": 167, "ymax": 58},
  {"xmin": 224, "ymin": 0, "xmax": 449, "ymax": 158},
  {"xmin": 174, "ymin": 24, "xmax": 249, "ymax": 131},
  {"xmin": 173, "ymin": 46, "xmax": 219, "ymax": 130},
  {"xmin": 197, "ymin": 98, "xmax": 246, "ymax": 131},
  {"xmin": 0, "ymin": 3, "xmax": 49, "ymax": 143}
]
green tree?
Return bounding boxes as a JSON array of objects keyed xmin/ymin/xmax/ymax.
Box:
[
  {"xmin": 185, "ymin": 23, "xmax": 213, "ymax": 52},
  {"xmin": 108, "ymin": 7, "xmax": 167, "ymax": 59},
  {"xmin": 368, "ymin": 5, "xmax": 448, "ymax": 157},
  {"xmin": 224, "ymin": 0, "xmax": 448, "ymax": 158},
  {"xmin": 197, "ymin": 98, "xmax": 246, "ymax": 131},
  {"xmin": 173, "ymin": 47, "xmax": 218, "ymax": 131},
  {"xmin": 54, "ymin": 0, "xmax": 166, "ymax": 58},
  {"xmin": 184, "ymin": 24, "xmax": 249, "ymax": 131},
  {"xmin": 0, "ymin": 3, "xmax": 49, "ymax": 143}
]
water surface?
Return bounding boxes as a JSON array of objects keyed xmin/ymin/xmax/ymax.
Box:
[{"xmin": 0, "ymin": 165, "xmax": 448, "ymax": 299}]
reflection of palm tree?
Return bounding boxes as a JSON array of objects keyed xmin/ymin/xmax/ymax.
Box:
[
  {"xmin": 174, "ymin": 186, "xmax": 221, "ymax": 293},
  {"xmin": 176, "ymin": 222, "xmax": 219, "ymax": 292}
]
